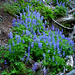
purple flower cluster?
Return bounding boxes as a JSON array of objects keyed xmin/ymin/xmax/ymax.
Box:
[
  {"xmin": 11, "ymin": 6, "xmax": 46, "ymax": 36},
  {"xmin": 57, "ymin": 0, "xmax": 65, "ymax": 7},
  {"xmin": 6, "ymin": 4, "xmax": 74, "ymax": 74},
  {"xmin": 32, "ymin": 62, "xmax": 38, "ymax": 72},
  {"xmin": 31, "ymin": 24, "xmax": 74, "ymax": 60}
]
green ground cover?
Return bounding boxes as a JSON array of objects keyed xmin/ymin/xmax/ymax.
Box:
[{"xmin": 0, "ymin": 0, "xmax": 74, "ymax": 75}]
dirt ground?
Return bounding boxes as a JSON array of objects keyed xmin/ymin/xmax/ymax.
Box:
[{"xmin": 0, "ymin": 0, "xmax": 15, "ymax": 47}]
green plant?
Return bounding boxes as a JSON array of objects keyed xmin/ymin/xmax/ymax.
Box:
[
  {"xmin": 35, "ymin": 6, "xmax": 54, "ymax": 21},
  {"xmin": 3, "ymin": 1, "xmax": 20, "ymax": 16},
  {"xmin": 53, "ymin": 5, "xmax": 67, "ymax": 18},
  {"xmin": 0, "ymin": 4, "xmax": 74, "ymax": 75},
  {"xmin": 53, "ymin": 0, "xmax": 69, "ymax": 4},
  {"xmin": 44, "ymin": 0, "xmax": 52, "ymax": 5}
]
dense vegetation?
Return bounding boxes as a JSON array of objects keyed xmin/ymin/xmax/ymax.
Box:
[{"xmin": 0, "ymin": 0, "xmax": 74, "ymax": 75}]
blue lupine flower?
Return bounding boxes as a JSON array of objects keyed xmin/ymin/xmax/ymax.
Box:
[
  {"xmin": 73, "ymin": 47, "xmax": 74, "ymax": 51},
  {"xmin": 12, "ymin": 23, "xmax": 16, "ymax": 27},
  {"xmin": 21, "ymin": 30, "xmax": 25, "ymax": 36},
  {"xmin": 32, "ymin": 62, "xmax": 38, "ymax": 72},
  {"xmin": 50, "ymin": 42, "xmax": 52, "ymax": 47},
  {"xmin": 59, "ymin": 1, "xmax": 62, "ymax": 6},
  {"xmin": 27, "ymin": 52, "xmax": 30, "ymax": 59},
  {"xmin": 33, "ymin": 11, "xmax": 36, "ymax": 15},
  {"xmin": 54, "ymin": 43, "xmax": 56, "ymax": 50},
  {"xmin": 36, "ymin": 12, "xmax": 40, "ymax": 20},
  {"xmin": 16, "ymin": 23, "xmax": 19, "ymax": 27},
  {"xmin": 62, "ymin": 3, "xmax": 65, "ymax": 8},
  {"xmin": 45, "ymin": 20, "xmax": 46, "ymax": 25},
  {"xmin": 20, "ymin": 13, "xmax": 22, "ymax": 20},
  {"xmin": 14, "ymin": 0, "xmax": 16, "ymax": 2},
  {"xmin": 27, "ymin": 5, "xmax": 29, "ymax": 12},
  {"xmin": 30, "ymin": 35, "xmax": 32, "ymax": 38},
  {"xmin": 25, "ymin": 18, "xmax": 28, "ymax": 24},
  {"xmin": 52, "ymin": 56, "xmax": 55, "ymax": 62},
  {"xmin": 51, "ymin": 24, "xmax": 54, "ymax": 31},
  {"xmin": 15, "ymin": 35, "xmax": 21, "ymax": 44},
  {"xmin": 38, "ymin": 32, "xmax": 41, "ymax": 35},
  {"xmin": 23, "ymin": 12, "xmax": 25, "ymax": 16},
  {"xmin": 32, "ymin": 19, "xmax": 36, "ymax": 25},
  {"xmin": 48, "ymin": 50, "xmax": 50, "ymax": 53},
  {"xmin": 22, "ymin": 40, "xmax": 25, "ymax": 43},
  {"xmin": 43, "ymin": 25, "xmax": 45, "ymax": 31},
  {"xmin": 57, "ymin": 42, "xmax": 59, "ymax": 48},
  {"xmin": 49, "ymin": 58, "xmax": 50, "ymax": 60},
  {"xmin": 22, "ymin": 9, "xmax": 24, "ymax": 13},
  {"xmin": 41, "ymin": 16, "xmax": 44, "ymax": 21},
  {"xmin": 48, "ymin": 36, "xmax": 51, "ymax": 42},
  {"xmin": 26, "ymin": 30, "xmax": 30, "ymax": 36},
  {"xmin": 28, "ymin": 45, "xmax": 30, "ymax": 52},
  {"xmin": 50, "ymin": 1, "xmax": 52, "ymax": 4},
  {"xmin": 38, "ymin": 42, "xmax": 42, "ymax": 49},
  {"xmin": 28, "ymin": 12, "xmax": 30, "ymax": 17},
  {"xmin": 66, "ymin": 8, "xmax": 68, "ymax": 16},
  {"xmin": 53, "ymin": 52, "xmax": 55, "ymax": 55},
  {"xmin": 34, "ymin": 37, "xmax": 40, "ymax": 42},
  {"xmin": 46, "ymin": 28, "xmax": 48, "ymax": 31},
  {"xmin": 70, "ymin": 40, "xmax": 74, "ymax": 46},
  {"xmin": 67, "ymin": 37, "xmax": 70, "ymax": 41},
  {"xmin": 52, "ymin": 33, "xmax": 54, "ymax": 39},
  {"xmin": 57, "ymin": 0, "xmax": 60, "ymax": 6},
  {"xmin": 52, "ymin": 38, "xmax": 55, "ymax": 45},
  {"xmin": 63, "ymin": 51, "xmax": 65, "ymax": 56},
  {"xmin": 26, "ymin": 45, "xmax": 30, "ymax": 62},
  {"xmin": 8, "ymin": 44, "xmax": 11, "ymax": 53},
  {"xmin": 43, "ymin": 67, "xmax": 47, "ymax": 75},
  {"xmin": 4, "ymin": 60, "xmax": 7, "ymax": 65},
  {"xmin": 37, "ymin": 28, "xmax": 39, "ymax": 33},
  {"xmin": 9, "ymin": 32, "xmax": 13, "ymax": 39},
  {"xmin": 59, "ymin": 31, "xmax": 62, "ymax": 35},
  {"xmin": 56, "ymin": 61, "xmax": 57, "ymax": 64},
  {"xmin": 66, "ymin": 56, "xmax": 68, "ymax": 59},
  {"xmin": 57, "ymin": 48, "xmax": 60, "ymax": 53},
  {"xmin": 57, "ymin": 34, "xmax": 59, "ymax": 39},
  {"xmin": 48, "ymin": 30, "xmax": 51, "ymax": 35},
  {"xmin": 9, "ymin": 1, "xmax": 12, "ymax": 4},
  {"xmin": 46, "ymin": 43, "xmax": 48, "ymax": 46},
  {"xmin": 33, "ymin": 34, "xmax": 37, "ymax": 40},
  {"xmin": 21, "ymin": 57, "xmax": 25, "ymax": 61},
  {"xmin": 31, "ymin": 42, "xmax": 34, "ymax": 48},
  {"xmin": 43, "ymin": 53, "xmax": 45, "ymax": 59},
  {"xmin": 24, "ymin": 24, "xmax": 27, "ymax": 28},
  {"xmin": 27, "ymin": 18, "xmax": 31, "ymax": 22},
  {"xmin": 17, "ymin": 18, "xmax": 19, "ymax": 23},
  {"xmin": 13, "ymin": 18, "xmax": 16, "ymax": 23},
  {"xmin": 59, "ymin": 54, "xmax": 62, "ymax": 57}
]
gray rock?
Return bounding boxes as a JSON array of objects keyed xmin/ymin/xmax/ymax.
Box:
[{"xmin": 66, "ymin": 69, "xmax": 75, "ymax": 75}]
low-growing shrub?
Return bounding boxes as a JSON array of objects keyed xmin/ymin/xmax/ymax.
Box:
[
  {"xmin": 3, "ymin": 1, "xmax": 20, "ymax": 15},
  {"xmin": 0, "ymin": 1, "xmax": 74, "ymax": 75},
  {"xmin": 53, "ymin": 5, "xmax": 67, "ymax": 18},
  {"xmin": 0, "ymin": 7, "xmax": 74, "ymax": 75},
  {"xmin": 53, "ymin": 0, "xmax": 69, "ymax": 4}
]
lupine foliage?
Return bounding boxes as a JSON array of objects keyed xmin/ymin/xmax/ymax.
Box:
[
  {"xmin": 0, "ymin": 0, "xmax": 74, "ymax": 75},
  {"xmin": 0, "ymin": 4, "xmax": 74, "ymax": 74},
  {"xmin": 2, "ymin": 0, "xmax": 69, "ymax": 21}
]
